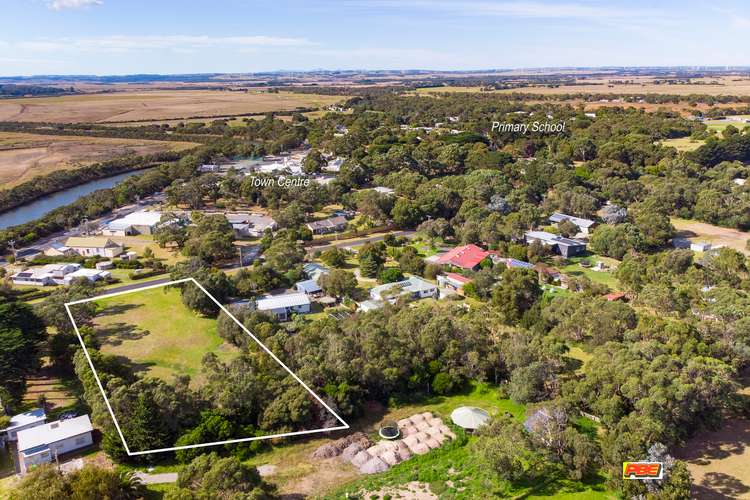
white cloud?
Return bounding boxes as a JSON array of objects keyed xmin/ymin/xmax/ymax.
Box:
[
  {"xmin": 14, "ymin": 34, "xmax": 315, "ymax": 53},
  {"xmin": 347, "ymin": 0, "xmax": 660, "ymax": 20},
  {"xmin": 47, "ymin": 0, "xmax": 103, "ymax": 10}
]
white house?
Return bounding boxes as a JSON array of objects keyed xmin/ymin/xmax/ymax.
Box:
[
  {"xmin": 64, "ymin": 237, "xmax": 124, "ymax": 258},
  {"xmin": 306, "ymin": 216, "xmax": 348, "ymax": 235},
  {"xmin": 11, "ymin": 263, "xmax": 81, "ymax": 286},
  {"xmin": 225, "ymin": 213, "xmax": 277, "ymax": 238},
  {"xmin": 548, "ymin": 213, "xmax": 597, "ymax": 235},
  {"xmin": 63, "ymin": 268, "xmax": 111, "ymax": 285},
  {"xmin": 16, "ymin": 415, "xmax": 94, "ymax": 474},
  {"xmin": 372, "ymin": 186, "xmax": 396, "ymax": 196},
  {"xmin": 369, "ymin": 276, "xmax": 438, "ymax": 303},
  {"xmin": 256, "ymin": 293, "xmax": 311, "ymax": 321},
  {"xmin": 102, "ymin": 211, "xmax": 163, "ymax": 236},
  {"xmin": 1, "ymin": 408, "xmax": 46, "ymax": 443}
]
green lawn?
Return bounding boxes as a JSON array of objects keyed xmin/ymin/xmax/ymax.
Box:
[
  {"xmin": 560, "ymin": 255, "xmax": 621, "ymax": 291},
  {"xmin": 661, "ymin": 136, "xmax": 704, "ymax": 152},
  {"xmin": 90, "ymin": 285, "xmax": 238, "ymax": 385}
]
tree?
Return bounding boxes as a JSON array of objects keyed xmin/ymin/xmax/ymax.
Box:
[
  {"xmin": 0, "ymin": 302, "xmax": 47, "ymax": 401},
  {"xmin": 302, "ymin": 148, "xmax": 325, "ymax": 174},
  {"xmin": 391, "ymin": 199, "xmax": 423, "ymax": 228},
  {"xmin": 491, "ymin": 268, "xmax": 542, "ymax": 324},
  {"xmin": 182, "ymin": 214, "xmax": 236, "ymax": 263},
  {"xmin": 319, "ymin": 269, "xmax": 358, "ymax": 298},
  {"xmin": 167, "ymin": 452, "xmax": 278, "ymax": 499},
  {"xmin": 9, "ymin": 464, "xmax": 68, "ymax": 500},
  {"xmin": 398, "ymin": 246, "xmax": 426, "ymax": 275},
  {"xmin": 379, "ymin": 267, "xmax": 404, "ymax": 284},
  {"xmin": 557, "ymin": 218, "xmax": 578, "ymax": 238},
  {"xmin": 320, "ymin": 247, "xmax": 348, "ymax": 268},
  {"xmin": 179, "ymin": 269, "xmax": 236, "ymax": 317},
  {"xmin": 358, "ymin": 242, "xmax": 386, "ymax": 278},
  {"xmin": 473, "ymin": 415, "xmax": 547, "ymax": 482}
]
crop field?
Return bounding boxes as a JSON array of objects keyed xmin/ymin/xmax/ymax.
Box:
[
  {"xmin": 89, "ymin": 284, "xmax": 239, "ymax": 386},
  {"xmin": 491, "ymin": 76, "xmax": 750, "ymax": 96},
  {"xmin": 0, "ymin": 90, "xmax": 347, "ymax": 124},
  {"xmin": 0, "ymin": 131, "xmax": 196, "ymax": 188}
]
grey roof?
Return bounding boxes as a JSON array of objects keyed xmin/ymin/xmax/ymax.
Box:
[
  {"xmin": 17, "ymin": 415, "xmax": 93, "ymax": 452},
  {"xmin": 525, "ymin": 231, "xmax": 586, "ymax": 248},
  {"xmin": 307, "ymin": 216, "xmax": 348, "ymax": 230},
  {"xmin": 370, "ymin": 276, "xmax": 436, "ymax": 300},
  {"xmin": 256, "ymin": 293, "xmax": 311, "ymax": 310},
  {"xmin": 549, "ymin": 212, "xmax": 596, "ymax": 228},
  {"xmin": 296, "ymin": 279, "xmax": 322, "ymax": 294},
  {"xmin": 2, "ymin": 408, "xmax": 45, "ymax": 433}
]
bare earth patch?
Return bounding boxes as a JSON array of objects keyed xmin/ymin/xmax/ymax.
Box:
[
  {"xmin": 363, "ymin": 481, "xmax": 437, "ymax": 500},
  {"xmin": 0, "ymin": 90, "xmax": 346, "ymax": 124},
  {"xmin": 675, "ymin": 418, "xmax": 750, "ymax": 499},
  {"xmin": 0, "ymin": 132, "xmax": 195, "ymax": 188},
  {"xmin": 671, "ymin": 218, "xmax": 750, "ymax": 256}
]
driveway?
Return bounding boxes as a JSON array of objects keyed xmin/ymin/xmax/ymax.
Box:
[
  {"xmin": 134, "ymin": 471, "xmax": 178, "ymax": 484},
  {"xmin": 306, "ymin": 230, "xmax": 416, "ymax": 253}
]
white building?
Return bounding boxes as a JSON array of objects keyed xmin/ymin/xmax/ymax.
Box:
[
  {"xmin": 16, "ymin": 415, "xmax": 94, "ymax": 474},
  {"xmin": 369, "ymin": 276, "xmax": 438, "ymax": 303},
  {"xmin": 225, "ymin": 213, "xmax": 277, "ymax": 238},
  {"xmin": 43, "ymin": 242, "xmax": 76, "ymax": 257},
  {"xmin": 64, "ymin": 237, "xmax": 124, "ymax": 258},
  {"xmin": 372, "ymin": 186, "xmax": 396, "ymax": 196},
  {"xmin": 256, "ymin": 293, "xmax": 311, "ymax": 321},
  {"xmin": 102, "ymin": 211, "xmax": 163, "ymax": 236},
  {"xmin": 63, "ymin": 268, "xmax": 111, "ymax": 285},
  {"xmin": 1, "ymin": 409, "xmax": 46, "ymax": 443},
  {"xmin": 548, "ymin": 212, "xmax": 597, "ymax": 235},
  {"xmin": 11, "ymin": 263, "xmax": 81, "ymax": 286}
]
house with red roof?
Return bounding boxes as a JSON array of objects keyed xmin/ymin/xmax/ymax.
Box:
[
  {"xmin": 437, "ymin": 272, "xmax": 472, "ymax": 292},
  {"xmin": 434, "ymin": 244, "xmax": 492, "ymax": 271}
]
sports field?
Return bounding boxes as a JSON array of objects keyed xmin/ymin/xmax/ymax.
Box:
[
  {"xmin": 90, "ymin": 284, "xmax": 239, "ymax": 385},
  {"xmin": 0, "ymin": 131, "xmax": 196, "ymax": 188},
  {"xmin": 0, "ymin": 90, "xmax": 347, "ymax": 124}
]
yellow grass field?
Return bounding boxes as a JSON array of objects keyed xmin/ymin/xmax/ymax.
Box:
[
  {"xmin": 671, "ymin": 218, "xmax": 750, "ymax": 255},
  {"xmin": 491, "ymin": 76, "xmax": 750, "ymax": 96},
  {"xmin": 0, "ymin": 90, "xmax": 347, "ymax": 124},
  {"xmin": 0, "ymin": 131, "xmax": 196, "ymax": 188}
]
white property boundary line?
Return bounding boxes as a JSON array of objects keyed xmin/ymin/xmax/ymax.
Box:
[{"xmin": 64, "ymin": 277, "xmax": 349, "ymax": 456}]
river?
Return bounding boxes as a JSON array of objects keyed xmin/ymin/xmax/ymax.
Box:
[{"xmin": 0, "ymin": 169, "xmax": 149, "ymax": 230}]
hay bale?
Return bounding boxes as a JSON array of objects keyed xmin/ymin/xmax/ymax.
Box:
[
  {"xmin": 438, "ymin": 424, "xmax": 452, "ymax": 434},
  {"xmin": 378, "ymin": 440, "xmax": 398, "ymax": 451},
  {"xmin": 416, "ymin": 421, "xmax": 431, "ymax": 432},
  {"xmin": 397, "ymin": 418, "xmax": 412, "ymax": 428},
  {"xmin": 403, "ymin": 435, "xmax": 420, "ymax": 449},
  {"xmin": 443, "ymin": 429, "xmax": 457, "ymax": 440},
  {"xmin": 360, "ymin": 457, "xmax": 389, "ymax": 474},
  {"xmin": 380, "ymin": 450, "xmax": 399, "ymax": 466},
  {"xmin": 311, "ymin": 443, "xmax": 339, "ymax": 459},
  {"xmin": 401, "ymin": 425, "xmax": 417, "ymax": 437},
  {"xmin": 413, "ymin": 431, "xmax": 429, "ymax": 442},
  {"xmin": 424, "ymin": 437, "xmax": 441, "ymax": 449},
  {"xmin": 420, "ymin": 411, "xmax": 433, "ymax": 419},
  {"xmin": 432, "ymin": 433, "xmax": 447, "ymax": 444},
  {"xmin": 396, "ymin": 446, "xmax": 412, "ymax": 461},
  {"xmin": 425, "ymin": 426, "xmax": 442, "ymax": 437},
  {"xmin": 341, "ymin": 442, "xmax": 365, "ymax": 462},
  {"xmin": 427, "ymin": 417, "xmax": 443, "ymax": 427},
  {"xmin": 351, "ymin": 450, "xmax": 372, "ymax": 468},
  {"xmin": 409, "ymin": 414, "xmax": 425, "ymax": 425},
  {"xmin": 411, "ymin": 442, "xmax": 431, "ymax": 455}
]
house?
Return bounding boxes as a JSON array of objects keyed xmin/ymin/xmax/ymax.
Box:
[
  {"xmin": 434, "ymin": 244, "xmax": 492, "ymax": 271},
  {"xmin": 62, "ymin": 268, "xmax": 111, "ymax": 285},
  {"xmin": 548, "ymin": 213, "xmax": 597, "ymax": 235},
  {"xmin": 372, "ymin": 186, "xmax": 396, "ymax": 196},
  {"xmin": 64, "ymin": 237, "xmax": 124, "ymax": 258},
  {"xmin": 369, "ymin": 276, "xmax": 438, "ymax": 303},
  {"xmin": 306, "ymin": 216, "xmax": 348, "ymax": 235},
  {"xmin": 16, "ymin": 415, "xmax": 94, "ymax": 474},
  {"xmin": 497, "ymin": 258, "xmax": 536, "ymax": 270},
  {"xmin": 1, "ymin": 409, "xmax": 46, "ymax": 443},
  {"xmin": 437, "ymin": 272, "xmax": 472, "ymax": 292},
  {"xmin": 226, "ymin": 213, "xmax": 277, "ymax": 238},
  {"xmin": 43, "ymin": 242, "xmax": 77, "ymax": 257},
  {"xmin": 605, "ymin": 292, "xmax": 627, "ymax": 302},
  {"xmin": 102, "ymin": 211, "xmax": 163, "ymax": 236},
  {"xmin": 535, "ymin": 264, "xmax": 566, "ymax": 287},
  {"xmin": 690, "ymin": 241, "xmax": 712, "ymax": 252},
  {"xmin": 357, "ymin": 299, "xmax": 385, "ymax": 312},
  {"xmin": 198, "ymin": 164, "xmax": 220, "ymax": 173},
  {"xmin": 524, "ymin": 231, "xmax": 587, "ymax": 258},
  {"xmin": 256, "ymin": 293, "xmax": 311, "ymax": 321},
  {"xmin": 11, "ymin": 263, "xmax": 81, "ymax": 286},
  {"xmin": 295, "ymin": 279, "xmax": 323, "ymax": 296},
  {"xmin": 303, "ymin": 262, "xmax": 330, "ymax": 281}
]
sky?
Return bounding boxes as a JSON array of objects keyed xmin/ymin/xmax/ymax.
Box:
[{"xmin": 1, "ymin": 0, "xmax": 749, "ymax": 76}]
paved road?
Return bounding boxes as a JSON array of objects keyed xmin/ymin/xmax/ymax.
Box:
[
  {"xmin": 306, "ymin": 230, "xmax": 417, "ymax": 253},
  {"xmin": 100, "ymin": 277, "xmax": 172, "ymax": 295},
  {"xmin": 134, "ymin": 472, "xmax": 178, "ymax": 485}
]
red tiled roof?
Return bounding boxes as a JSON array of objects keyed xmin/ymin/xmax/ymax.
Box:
[
  {"xmin": 605, "ymin": 292, "xmax": 626, "ymax": 301},
  {"xmin": 435, "ymin": 244, "xmax": 490, "ymax": 269},
  {"xmin": 445, "ymin": 272, "xmax": 472, "ymax": 284}
]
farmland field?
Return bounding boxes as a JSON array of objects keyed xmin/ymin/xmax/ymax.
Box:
[
  {"xmin": 0, "ymin": 90, "xmax": 347, "ymax": 124},
  {"xmin": 0, "ymin": 131, "xmax": 196, "ymax": 188},
  {"xmin": 89, "ymin": 284, "xmax": 239, "ymax": 386}
]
